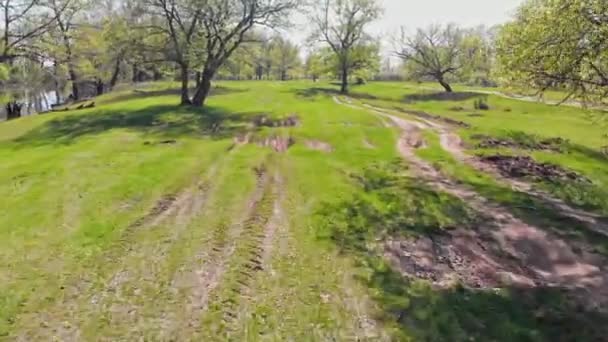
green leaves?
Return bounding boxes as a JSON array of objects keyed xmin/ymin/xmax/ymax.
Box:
[{"xmin": 496, "ymin": 0, "xmax": 608, "ymax": 102}]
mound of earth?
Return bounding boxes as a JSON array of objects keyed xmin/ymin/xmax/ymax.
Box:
[
  {"xmin": 253, "ymin": 114, "xmax": 300, "ymax": 127},
  {"xmin": 393, "ymin": 107, "xmax": 470, "ymax": 128},
  {"xmin": 305, "ymin": 140, "xmax": 333, "ymax": 152},
  {"xmin": 480, "ymin": 155, "xmax": 589, "ymax": 182},
  {"xmin": 234, "ymin": 133, "xmax": 294, "ymax": 152},
  {"xmin": 473, "ymin": 134, "xmax": 567, "ymax": 152}
]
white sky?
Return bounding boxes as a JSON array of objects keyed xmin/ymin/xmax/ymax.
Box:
[{"xmin": 286, "ymin": 0, "xmax": 525, "ymax": 56}]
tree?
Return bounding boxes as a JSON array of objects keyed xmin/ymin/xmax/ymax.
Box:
[
  {"xmin": 189, "ymin": 0, "xmax": 300, "ymax": 107},
  {"xmin": 270, "ymin": 36, "xmax": 299, "ymax": 80},
  {"xmin": 0, "ymin": 0, "xmax": 58, "ymax": 63},
  {"xmin": 459, "ymin": 26, "xmax": 496, "ymax": 87},
  {"xmin": 145, "ymin": 0, "xmax": 203, "ymax": 105},
  {"xmin": 496, "ymin": 0, "xmax": 608, "ymax": 102},
  {"xmin": 48, "ymin": 0, "xmax": 88, "ymax": 100},
  {"xmin": 395, "ymin": 24, "xmax": 465, "ymax": 92},
  {"xmin": 310, "ymin": 0, "xmax": 381, "ymax": 93},
  {"xmin": 305, "ymin": 50, "xmax": 325, "ymax": 82}
]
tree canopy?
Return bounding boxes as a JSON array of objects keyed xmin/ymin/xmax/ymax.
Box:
[{"xmin": 496, "ymin": 0, "xmax": 608, "ymax": 102}]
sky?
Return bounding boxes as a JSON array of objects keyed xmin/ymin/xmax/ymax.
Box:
[{"xmin": 287, "ymin": 0, "xmax": 525, "ymax": 56}]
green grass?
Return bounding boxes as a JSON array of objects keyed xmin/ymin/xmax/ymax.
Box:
[
  {"xmin": 347, "ymin": 81, "xmax": 608, "ymax": 216},
  {"xmin": 1, "ymin": 80, "xmax": 607, "ymax": 340}
]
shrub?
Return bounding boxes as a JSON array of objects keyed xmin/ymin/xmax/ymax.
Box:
[{"xmin": 474, "ymin": 97, "xmax": 490, "ymax": 110}]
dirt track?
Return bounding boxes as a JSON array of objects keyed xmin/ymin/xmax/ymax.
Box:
[
  {"xmin": 334, "ymin": 96, "xmax": 608, "ymax": 307},
  {"xmin": 355, "ymin": 99, "xmax": 608, "ymax": 238}
]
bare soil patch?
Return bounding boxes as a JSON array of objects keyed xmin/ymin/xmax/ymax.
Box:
[
  {"xmin": 473, "ymin": 134, "xmax": 567, "ymax": 152},
  {"xmin": 234, "ymin": 133, "xmax": 294, "ymax": 152},
  {"xmin": 363, "ymin": 139, "xmax": 376, "ymax": 149},
  {"xmin": 392, "ymin": 106, "xmax": 471, "ymax": 128},
  {"xmin": 144, "ymin": 139, "xmax": 178, "ymax": 146},
  {"xmin": 333, "ymin": 96, "xmax": 608, "ymax": 309},
  {"xmin": 259, "ymin": 136, "xmax": 294, "ymax": 152},
  {"xmin": 253, "ymin": 114, "xmax": 300, "ymax": 128},
  {"xmin": 480, "ymin": 155, "xmax": 590, "ymax": 183},
  {"xmin": 305, "ymin": 139, "xmax": 334, "ymax": 152},
  {"xmin": 129, "ymin": 194, "xmax": 178, "ymax": 229}
]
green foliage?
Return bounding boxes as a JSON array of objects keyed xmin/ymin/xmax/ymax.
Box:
[
  {"xmin": 0, "ymin": 63, "xmax": 8, "ymax": 81},
  {"xmin": 322, "ymin": 161, "xmax": 474, "ymax": 251},
  {"xmin": 496, "ymin": 0, "xmax": 608, "ymax": 101},
  {"xmin": 473, "ymin": 97, "xmax": 490, "ymax": 110}
]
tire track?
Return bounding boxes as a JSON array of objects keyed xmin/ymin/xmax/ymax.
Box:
[
  {"xmin": 334, "ymin": 96, "xmax": 608, "ymax": 304},
  {"xmin": 216, "ymin": 170, "xmax": 276, "ymax": 334},
  {"xmin": 170, "ymin": 165, "xmax": 273, "ymax": 336},
  {"xmin": 354, "ymin": 99, "xmax": 608, "ymax": 238},
  {"xmin": 14, "ymin": 155, "xmax": 227, "ymax": 342}
]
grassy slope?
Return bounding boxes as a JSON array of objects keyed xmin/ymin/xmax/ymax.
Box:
[
  {"xmin": 1, "ymin": 80, "xmax": 606, "ymax": 340},
  {"xmin": 0, "ymin": 81, "xmax": 399, "ymax": 339}
]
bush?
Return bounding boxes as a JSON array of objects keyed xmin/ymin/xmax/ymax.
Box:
[{"xmin": 474, "ymin": 97, "xmax": 490, "ymax": 110}]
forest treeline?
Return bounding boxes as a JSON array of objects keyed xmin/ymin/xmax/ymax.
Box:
[{"xmin": 1, "ymin": 0, "xmax": 607, "ymax": 118}]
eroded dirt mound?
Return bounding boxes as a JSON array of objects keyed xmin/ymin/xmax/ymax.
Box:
[
  {"xmin": 234, "ymin": 133, "xmax": 294, "ymax": 152},
  {"xmin": 480, "ymin": 155, "xmax": 589, "ymax": 182},
  {"xmin": 385, "ymin": 225, "xmax": 607, "ymax": 300},
  {"xmin": 258, "ymin": 136, "xmax": 295, "ymax": 152},
  {"xmin": 253, "ymin": 114, "xmax": 300, "ymax": 127},
  {"xmin": 394, "ymin": 107, "xmax": 470, "ymax": 128},
  {"xmin": 384, "ymin": 230, "xmax": 536, "ymax": 289},
  {"xmin": 473, "ymin": 134, "xmax": 568, "ymax": 152},
  {"xmin": 305, "ymin": 140, "xmax": 333, "ymax": 152}
]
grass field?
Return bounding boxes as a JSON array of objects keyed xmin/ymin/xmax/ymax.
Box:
[{"xmin": 1, "ymin": 80, "xmax": 607, "ymax": 340}]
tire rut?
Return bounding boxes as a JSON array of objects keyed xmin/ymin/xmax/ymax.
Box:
[
  {"xmin": 354, "ymin": 99, "xmax": 608, "ymax": 238},
  {"xmin": 14, "ymin": 157, "xmax": 226, "ymax": 341},
  {"xmin": 215, "ymin": 170, "xmax": 277, "ymax": 335},
  {"xmin": 334, "ymin": 96, "xmax": 608, "ymax": 307},
  {"xmin": 172, "ymin": 165, "xmax": 273, "ymax": 335}
]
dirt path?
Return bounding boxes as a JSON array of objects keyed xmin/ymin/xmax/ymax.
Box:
[
  {"xmin": 334, "ymin": 96, "xmax": 608, "ymax": 307},
  {"xmin": 357, "ymin": 100, "xmax": 608, "ymax": 238},
  {"xmin": 412, "ymin": 85, "xmax": 608, "ymax": 111},
  {"xmin": 166, "ymin": 165, "xmax": 275, "ymax": 338}
]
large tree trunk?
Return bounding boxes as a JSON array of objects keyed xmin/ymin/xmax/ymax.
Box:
[
  {"xmin": 54, "ymin": 60, "xmax": 62, "ymax": 104},
  {"xmin": 132, "ymin": 64, "xmax": 139, "ymax": 83},
  {"xmin": 109, "ymin": 58, "xmax": 121, "ymax": 91},
  {"xmin": 340, "ymin": 64, "xmax": 348, "ymax": 94},
  {"xmin": 96, "ymin": 78, "xmax": 105, "ymax": 96},
  {"xmin": 179, "ymin": 63, "xmax": 191, "ymax": 105},
  {"xmin": 195, "ymin": 71, "xmax": 202, "ymax": 88},
  {"xmin": 6, "ymin": 101, "xmax": 22, "ymax": 120},
  {"xmin": 438, "ymin": 77, "xmax": 453, "ymax": 92},
  {"xmin": 68, "ymin": 67, "xmax": 79, "ymax": 100},
  {"xmin": 191, "ymin": 69, "xmax": 213, "ymax": 107}
]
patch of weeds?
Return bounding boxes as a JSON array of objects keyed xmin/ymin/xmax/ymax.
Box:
[
  {"xmin": 317, "ymin": 161, "xmax": 608, "ymax": 341},
  {"xmin": 473, "ymin": 97, "xmax": 490, "ymax": 110},
  {"xmin": 365, "ymin": 264, "xmax": 608, "ymax": 341},
  {"xmin": 319, "ymin": 160, "xmax": 474, "ymax": 253},
  {"xmin": 542, "ymin": 180, "xmax": 608, "ymax": 214},
  {"xmin": 472, "ymin": 130, "xmax": 570, "ymax": 152}
]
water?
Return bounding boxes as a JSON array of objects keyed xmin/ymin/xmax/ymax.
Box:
[{"xmin": 1, "ymin": 90, "xmax": 61, "ymax": 120}]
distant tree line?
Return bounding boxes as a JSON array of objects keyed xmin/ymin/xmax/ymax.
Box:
[{"xmin": 1, "ymin": 0, "xmax": 606, "ymax": 119}]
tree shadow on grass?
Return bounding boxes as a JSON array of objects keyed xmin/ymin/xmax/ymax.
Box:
[
  {"xmin": 13, "ymin": 104, "xmax": 259, "ymax": 146},
  {"xmin": 99, "ymin": 86, "xmax": 248, "ymax": 105},
  {"xmin": 290, "ymin": 86, "xmax": 389, "ymax": 102},
  {"xmin": 402, "ymin": 91, "xmax": 482, "ymax": 103},
  {"xmin": 317, "ymin": 161, "xmax": 608, "ymax": 341},
  {"xmin": 361, "ymin": 261, "xmax": 607, "ymax": 341},
  {"xmin": 467, "ymin": 178, "xmax": 608, "ymax": 255}
]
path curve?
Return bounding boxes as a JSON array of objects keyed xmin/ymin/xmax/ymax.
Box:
[
  {"xmin": 334, "ymin": 95, "xmax": 608, "ymax": 306},
  {"xmin": 353, "ymin": 99, "xmax": 608, "ymax": 238}
]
